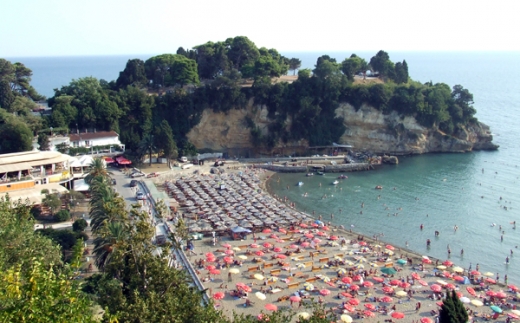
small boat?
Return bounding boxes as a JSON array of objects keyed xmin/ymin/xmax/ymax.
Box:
[
  {"xmin": 297, "ymin": 182, "xmax": 304, "ymax": 186},
  {"xmin": 332, "ymin": 180, "xmax": 339, "ymax": 185},
  {"xmin": 338, "ymin": 174, "xmax": 348, "ymax": 179},
  {"xmin": 375, "ymin": 185, "xmax": 383, "ymax": 190},
  {"xmin": 317, "ymin": 171, "xmax": 325, "ymax": 175},
  {"xmin": 306, "ymin": 173, "xmax": 314, "ymax": 177}
]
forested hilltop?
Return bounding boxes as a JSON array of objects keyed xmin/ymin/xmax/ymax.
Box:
[{"xmin": 0, "ymin": 36, "xmax": 496, "ymax": 157}]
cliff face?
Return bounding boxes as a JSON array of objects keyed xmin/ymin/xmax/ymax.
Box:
[
  {"xmin": 335, "ymin": 103, "xmax": 498, "ymax": 154},
  {"xmin": 186, "ymin": 102, "xmax": 498, "ymax": 154}
]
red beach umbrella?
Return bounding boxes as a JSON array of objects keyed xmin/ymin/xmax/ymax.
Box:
[
  {"xmin": 289, "ymin": 244, "xmax": 299, "ymax": 249},
  {"xmin": 418, "ymin": 280, "xmax": 428, "ymax": 286},
  {"xmin": 304, "ymin": 233, "xmax": 314, "ymax": 239},
  {"xmin": 348, "ymin": 298, "xmax": 360, "ymax": 305},
  {"xmin": 364, "ymin": 303, "xmax": 376, "ymax": 310},
  {"xmin": 381, "ymin": 296, "xmax": 393, "ymax": 303},
  {"xmin": 279, "ymin": 228, "xmax": 287, "ymax": 234},
  {"xmin": 263, "ymin": 242, "xmax": 272, "ymax": 248},
  {"xmin": 301, "ymin": 242, "xmax": 310, "ymax": 248},
  {"xmin": 400, "ymin": 282, "xmax": 411, "ymax": 289},
  {"xmin": 343, "ymin": 304, "xmax": 355, "ymax": 312},
  {"xmin": 213, "ymin": 292, "xmax": 225, "ymax": 300},
  {"xmin": 319, "ymin": 289, "xmax": 331, "ymax": 296},
  {"xmin": 250, "ymin": 243, "xmax": 260, "ymax": 248},
  {"xmin": 436, "ymin": 301, "xmax": 444, "ymax": 307},
  {"xmin": 485, "ymin": 278, "xmax": 496, "ymax": 284},
  {"xmin": 456, "ymin": 292, "xmax": 463, "ymax": 298},
  {"xmin": 265, "ymin": 303, "xmax": 278, "ymax": 311},
  {"xmin": 383, "ymin": 286, "xmax": 394, "ymax": 294},
  {"xmin": 466, "ymin": 287, "xmax": 476, "ymax": 296},
  {"xmin": 359, "ymin": 241, "xmax": 367, "ymax": 246},
  {"xmin": 470, "ymin": 270, "xmax": 481, "ymax": 276},
  {"xmin": 341, "ymin": 292, "xmax": 353, "ymax": 298},
  {"xmin": 364, "ymin": 310, "xmax": 375, "ymax": 317},
  {"xmin": 273, "ymin": 247, "xmax": 283, "ymax": 252},
  {"xmin": 445, "ymin": 283, "xmax": 456, "ymax": 290},
  {"xmin": 453, "ymin": 275, "xmax": 465, "ymax": 282},
  {"xmin": 262, "ymin": 228, "xmax": 271, "ymax": 233},
  {"xmin": 421, "ymin": 318, "xmax": 433, "ymax": 323},
  {"xmin": 237, "ymin": 283, "xmax": 252, "ymax": 293},
  {"xmin": 353, "ymin": 275, "xmax": 363, "ymax": 281},
  {"xmin": 205, "ymin": 252, "xmax": 215, "ymax": 258},
  {"xmin": 385, "ymin": 244, "xmax": 395, "ymax": 250},
  {"xmin": 209, "ymin": 269, "xmax": 221, "ymax": 275},
  {"xmin": 363, "ymin": 281, "xmax": 374, "ymax": 287},
  {"xmin": 411, "ymin": 272, "xmax": 421, "ymax": 280},
  {"xmin": 342, "ymin": 277, "xmax": 353, "ymax": 284},
  {"xmin": 313, "ymin": 238, "xmax": 322, "ymax": 243},
  {"xmin": 255, "ymin": 250, "xmax": 264, "ymax": 256},
  {"xmin": 508, "ymin": 284, "xmax": 519, "ymax": 291},
  {"xmin": 316, "ymin": 231, "xmax": 326, "ymax": 236},
  {"xmin": 330, "ymin": 235, "xmax": 339, "ymax": 240},
  {"xmin": 322, "ymin": 226, "xmax": 330, "ymax": 231},
  {"xmin": 350, "ymin": 284, "xmax": 360, "ymax": 291},
  {"xmin": 391, "ymin": 312, "xmax": 405, "ymax": 319},
  {"xmin": 372, "ymin": 277, "xmax": 384, "ymax": 283},
  {"xmin": 222, "ymin": 243, "xmax": 232, "ymax": 249},
  {"xmin": 299, "ymin": 223, "xmax": 308, "ymax": 228},
  {"xmin": 442, "ymin": 260, "xmax": 453, "ymax": 266},
  {"xmin": 290, "ymin": 295, "xmax": 301, "ymax": 302},
  {"xmin": 206, "ymin": 256, "xmax": 216, "ymax": 262},
  {"xmin": 206, "ymin": 265, "xmax": 216, "ymax": 271},
  {"xmin": 443, "ymin": 271, "xmax": 452, "ymax": 278},
  {"xmin": 223, "ymin": 257, "xmax": 234, "ymax": 263},
  {"xmin": 422, "ymin": 258, "xmax": 432, "ymax": 264},
  {"xmin": 224, "ymin": 249, "xmax": 234, "ymax": 255},
  {"xmin": 390, "ymin": 279, "xmax": 400, "ymax": 286},
  {"xmin": 276, "ymin": 254, "xmax": 286, "ymax": 259},
  {"xmin": 430, "ymin": 284, "xmax": 442, "ymax": 292},
  {"xmin": 269, "ymin": 234, "xmax": 278, "ymax": 239}
]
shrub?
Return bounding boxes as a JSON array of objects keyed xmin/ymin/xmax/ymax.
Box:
[
  {"xmin": 54, "ymin": 209, "xmax": 71, "ymax": 222},
  {"xmin": 30, "ymin": 206, "xmax": 42, "ymax": 219},
  {"xmin": 72, "ymin": 218, "xmax": 88, "ymax": 232}
]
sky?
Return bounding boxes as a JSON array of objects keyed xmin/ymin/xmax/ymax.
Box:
[{"xmin": 3, "ymin": 0, "xmax": 520, "ymax": 57}]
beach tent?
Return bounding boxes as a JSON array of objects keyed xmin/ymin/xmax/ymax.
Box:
[
  {"xmin": 229, "ymin": 226, "xmax": 252, "ymax": 240},
  {"xmin": 463, "ymin": 276, "xmax": 471, "ymax": 284}
]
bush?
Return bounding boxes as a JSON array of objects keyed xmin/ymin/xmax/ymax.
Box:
[
  {"xmin": 72, "ymin": 218, "xmax": 88, "ymax": 232},
  {"xmin": 54, "ymin": 209, "xmax": 71, "ymax": 222},
  {"xmin": 30, "ymin": 206, "xmax": 42, "ymax": 219},
  {"xmin": 74, "ymin": 231, "xmax": 89, "ymax": 241}
]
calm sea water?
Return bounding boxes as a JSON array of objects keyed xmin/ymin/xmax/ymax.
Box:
[{"xmin": 9, "ymin": 51, "xmax": 520, "ymax": 283}]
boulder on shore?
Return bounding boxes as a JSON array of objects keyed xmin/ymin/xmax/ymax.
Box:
[{"xmin": 383, "ymin": 156, "xmax": 399, "ymax": 164}]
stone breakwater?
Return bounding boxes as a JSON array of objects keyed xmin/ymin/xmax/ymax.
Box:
[{"xmin": 255, "ymin": 163, "xmax": 374, "ymax": 173}]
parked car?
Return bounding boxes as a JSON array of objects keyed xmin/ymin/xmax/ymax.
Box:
[
  {"xmin": 136, "ymin": 192, "xmax": 146, "ymax": 200},
  {"xmin": 130, "ymin": 180, "xmax": 138, "ymax": 187},
  {"xmin": 111, "ymin": 178, "xmax": 117, "ymax": 185},
  {"xmin": 131, "ymin": 172, "xmax": 145, "ymax": 178},
  {"xmin": 146, "ymin": 172, "xmax": 159, "ymax": 178},
  {"xmin": 155, "ymin": 234, "xmax": 166, "ymax": 245}
]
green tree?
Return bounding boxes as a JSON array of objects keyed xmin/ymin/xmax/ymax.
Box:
[
  {"xmin": 226, "ymin": 36, "xmax": 260, "ymax": 71},
  {"xmin": 84, "ymin": 157, "xmax": 109, "ymax": 184},
  {"xmin": 154, "ymin": 120, "xmax": 177, "ymax": 167},
  {"xmin": 144, "ymin": 54, "xmax": 199, "ymax": 87},
  {"xmin": 288, "ymin": 58, "xmax": 302, "ymax": 75},
  {"xmin": 116, "ymin": 59, "xmax": 148, "ymax": 89},
  {"xmin": 439, "ymin": 290, "xmax": 468, "ymax": 323},
  {"xmin": 298, "ymin": 68, "xmax": 312, "ymax": 78},
  {"xmin": 54, "ymin": 209, "xmax": 71, "ymax": 222},
  {"xmin": 313, "ymin": 55, "xmax": 340, "ymax": 79},
  {"xmin": 369, "ymin": 50, "xmax": 394, "ymax": 79},
  {"xmin": 0, "ymin": 120, "xmax": 33, "ymax": 154},
  {"xmin": 73, "ymin": 218, "xmax": 88, "ymax": 232},
  {"xmin": 341, "ymin": 54, "xmax": 368, "ymax": 80},
  {"xmin": 37, "ymin": 132, "xmax": 50, "ymax": 151},
  {"xmin": 42, "ymin": 193, "xmax": 61, "ymax": 216},
  {"xmin": 93, "ymin": 221, "xmax": 128, "ymax": 271}
]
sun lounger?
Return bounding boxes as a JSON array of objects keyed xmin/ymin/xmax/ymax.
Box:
[
  {"xmin": 288, "ymin": 282, "xmax": 300, "ymax": 289},
  {"xmin": 269, "ymin": 288, "xmax": 282, "ymax": 294},
  {"xmin": 248, "ymin": 266, "xmax": 258, "ymax": 272},
  {"xmin": 270, "ymin": 269, "xmax": 281, "ymax": 276},
  {"xmin": 319, "ymin": 257, "xmax": 329, "ymax": 263}
]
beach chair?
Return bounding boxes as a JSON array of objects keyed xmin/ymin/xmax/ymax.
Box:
[
  {"xmin": 288, "ymin": 282, "xmax": 300, "ymax": 289},
  {"xmin": 248, "ymin": 266, "xmax": 258, "ymax": 272},
  {"xmin": 311, "ymin": 267, "xmax": 322, "ymax": 272},
  {"xmin": 270, "ymin": 269, "xmax": 281, "ymax": 276},
  {"xmin": 304, "ymin": 261, "xmax": 314, "ymax": 267},
  {"xmin": 305, "ymin": 277, "xmax": 319, "ymax": 283},
  {"xmin": 319, "ymin": 257, "xmax": 329, "ymax": 263},
  {"xmin": 263, "ymin": 262, "xmax": 274, "ymax": 269}
]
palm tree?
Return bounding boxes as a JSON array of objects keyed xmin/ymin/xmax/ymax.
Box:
[
  {"xmin": 84, "ymin": 157, "xmax": 109, "ymax": 184},
  {"xmin": 139, "ymin": 134, "xmax": 155, "ymax": 166},
  {"xmin": 93, "ymin": 221, "xmax": 128, "ymax": 271},
  {"xmin": 89, "ymin": 179, "xmax": 127, "ymax": 234}
]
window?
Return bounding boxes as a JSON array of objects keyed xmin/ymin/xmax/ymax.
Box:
[{"xmin": 84, "ymin": 140, "xmax": 90, "ymax": 147}]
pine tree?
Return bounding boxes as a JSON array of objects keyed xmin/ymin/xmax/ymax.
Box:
[{"xmin": 439, "ymin": 290, "xmax": 468, "ymax": 323}]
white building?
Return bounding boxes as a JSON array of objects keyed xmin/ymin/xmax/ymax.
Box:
[
  {"xmin": 32, "ymin": 135, "xmax": 70, "ymax": 151},
  {"xmin": 69, "ymin": 131, "xmax": 125, "ymax": 151}
]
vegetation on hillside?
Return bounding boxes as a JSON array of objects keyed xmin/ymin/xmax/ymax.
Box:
[{"xmin": 0, "ymin": 37, "xmax": 479, "ymax": 156}]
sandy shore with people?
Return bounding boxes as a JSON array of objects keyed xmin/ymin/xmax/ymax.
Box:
[{"xmin": 160, "ymin": 163, "xmax": 519, "ymax": 322}]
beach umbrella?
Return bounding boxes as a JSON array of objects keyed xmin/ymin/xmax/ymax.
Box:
[
  {"xmin": 421, "ymin": 318, "xmax": 433, "ymax": 323},
  {"xmin": 233, "ymin": 247, "xmax": 241, "ymax": 251},
  {"xmin": 459, "ymin": 296, "xmax": 470, "ymax": 303},
  {"xmin": 486, "ymin": 290, "xmax": 497, "ymax": 297},
  {"xmin": 265, "ymin": 303, "xmax": 278, "ymax": 311},
  {"xmin": 452, "ymin": 266, "xmax": 464, "ymax": 273},
  {"xmin": 396, "ymin": 259, "xmax": 407, "ymax": 265},
  {"xmin": 322, "ymin": 226, "xmax": 330, "ymax": 231},
  {"xmin": 466, "ymin": 287, "xmax": 476, "ymax": 296},
  {"xmin": 273, "ymin": 247, "xmax": 283, "ymax": 253},
  {"xmin": 456, "ymin": 291, "xmax": 463, "ymax": 298},
  {"xmin": 390, "ymin": 279, "xmax": 400, "ymax": 286},
  {"xmin": 364, "ymin": 303, "xmax": 376, "ymax": 310},
  {"xmin": 400, "ymin": 282, "xmax": 411, "ymax": 289},
  {"xmin": 383, "ymin": 286, "xmax": 394, "ymax": 294},
  {"xmin": 290, "ymin": 295, "xmax": 301, "ymax": 303},
  {"xmin": 340, "ymin": 314, "xmax": 353, "ymax": 322},
  {"xmin": 319, "ymin": 289, "xmax": 331, "ymax": 296},
  {"xmin": 297, "ymin": 263, "xmax": 306, "ymax": 269},
  {"xmin": 301, "ymin": 241, "xmax": 310, "ymax": 248},
  {"xmin": 363, "ymin": 281, "xmax": 374, "ymax": 288},
  {"xmin": 385, "ymin": 250, "xmax": 394, "ymax": 256},
  {"xmin": 236, "ymin": 283, "xmax": 252, "ymax": 293},
  {"xmin": 305, "ymin": 284, "xmax": 314, "ymax": 291},
  {"xmin": 224, "ymin": 249, "xmax": 234, "ymax": 255},
  {"xmin": 418, "ymin": 280, "xmax": 428, "ymax": 286},
  {"xmin": 255, "ymin": 292, "xmax": 266, "ymax": 300},
  {"xmin": 381, "ymin": 296, "xmax": 393, "ymax": 303},
  {"xmin": 353, "ymin": 275, "xmax": 363, "ymax": 282},
  {"xmin": 213, "ymin": 292, "xmax": 225, "ymax": 300},
  {"xmin": 223, "ymin": 256, "xmax": 234, "ymax": 263},
  {"xmin": 343, "ymin": 304, "xmax": 355, "ymax": 312},
  {"xmin": 485, "ymin": 278, "xmax": 497, "ymax": 284},
  {"xmin": 341, "ymin": 292, "xmax": 353, "ymax": 298},
  {"xmin": 262, "ymin": 228, "xmax": 271, "ymax": 233},
  {"xmin": 313, "ymin": 238, "xmax": 322, "ymax": 243},
  {"xmin": 508, "ymin": 284, "xmax": 519, "ymax": 291},
  {"xmin": 348, "ymin": 298, "xmax": 360, "ymax": 305},
  {"xmin": 304, "ymin": 233, "xmax": 314, "ymax": 238},
  {"xmin": 238, "ymin": 255, "xmax": 248, "ymax": 260},
  {"xmin": 453, "ymin": 275, "xmax": 464, "ymax": 282},
  {"xmin": 370, "ymin": 262, "xmax": 379, "ymax": 268},
  {"xmin": 350, "ymin": 284, "xmax": 360, "ymax": 291},
  {"xmin": 276, "ymin": 254, "xmax": 286, "ymax": 259},
  {"xmin": 229, "ymin": 268, "xmax": 240, "ymax": 274},
  {"xmin": 206, "ymin": 252, "xmax": 215, "ymax": 258},
  {"xmin": 391, "ymin": 312, "xmax": 405, "ymax": 319},
  {"xmin": 250, "ymin": 243, "xmax": 260, "ymax": 248},
  {"xmin": 209, "ymin": 269, "xmax": 221, "ymax": 275},
  {"xmin": 471, "ymin": 299, "xmax": 483, "ymax": 307},
  {"xmin": 337, "ymin": 268, "xmax": 347, "ymax": 274},
  {"xmin": 255, "ymin": 250, "xmax": 264, "ymax": 256},
  {"xmin": 354, "ymin": 264, "xmax": 364, "ymax": 270},
  {"xmin": 442, "ymin": 260, "xmax": 453, "ymax": 266},
  {"xmin": 254, "ymin": 273, "xmax": 265, "ymax": 280},
  {"xmin": 359, "ymin": 241, "xmax": 367, "ymax": 246},
  {"xmin": 508, "ymin": 313, "xmax": 520, "ymax": 320},
  {"xmin": 206, "ymin": 265, "xmax": 216, "ymax": 271},
  {"xmin": 372, "ymin": 277, "xmax": 384, "ymax": 283},
  {"xmin": 381, "ymin": 267, "xmax": 397, "ymax": 275},
  {"xmin": 395, "ymin": 291, "xmax": 407, "ymax": 298},
  {"xmin": 436, "ymin": 279, "xmax": 448, "ymax": 285},
  {"xmin": 471, "ymin": 270, "xmax": 481, "ymax": 276},
  {"xmin": 422, "ymin": 258, "xmax": 432, "ymax": 264},
  {"xmin": 483, "ymin": 272, "xmax": 494, "ymax": 277},
  {"xmin": 496, "ymin": 291, "xmax": 507, "ymax": 299},
  {"xmin": 430, "ymin": 284, "xmax": 442, "ymax": 292},
  {"xmin": 490, "ymin": 305, "xmax": 503, "ymax": 313},
  {"xmin": 364, "ymin": 310, "xmax": 375, "ymax": 317},
  {"xmin": 445, "ymin": 283, "xmax": 455, "ymax": 290},
  {"xmin": 312, "ymin": 223, "xmax": 319, "ymax": 228},
  {"xmin": 316, "ymin": 231, "xmax": 326, "ymax": 237},
  {"xmin": 269, "ymin": 234, "xmax": 278, "ymax": 239},
  {"xmin": 442, "ymin": 271, "xmax": 452, "ymax": 278},
  {"xmin": 289, "ymin": 244, "xmax": 299, "ymax": 249},
  {"xmin": 322, "ymin": 276, "xmax": 331, "ymax": 283},
  {"xmin": 279, "ymin": 228, "xmax": 287, "ymax": 234},
  {"xmin": 411, "ymin": 272, "xmax": 421, "ymax": 280},
  {"xmin": 436, "ymin": 301, "xmax": 444, "ymax": 307},
  {"xmin": 299, "ymin": 223, "xmax": 308, "ymax": 228},
  {"xmin": 330, "ymin": 235, "xmax": 339, "ymax": 240},
  {"xmin": 436, "ymin": 265, "xmax": 447, "ymax": 270},
  {"xmin": 263, "ymin": 242, "xmax": 272, "ymax": 249},
  {"xmin": 222, "ymin": 243, "xmax": 232, "ymax": 249},
  {"xmin": 342, "ymin": 277, "xmax": 353, "ymax": 284},
  {"xmin": 206, "ymin": 256, "xmax": 216, "ymax": 262},
  {"xmin": 297, "ymin": 312, "xmax": 310, "ymax": 319},
  {"xmin": 385, "ymin": 244, "xmax": 395, "ymax": 250}
]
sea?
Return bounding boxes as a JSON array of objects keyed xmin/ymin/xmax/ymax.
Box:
[{"xmin": 8, "ymin": 51, "xmax": 520, "ymax": 284}]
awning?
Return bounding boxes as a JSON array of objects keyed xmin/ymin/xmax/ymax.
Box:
[
  {"xmin": 104, "ymin": 157, "xmax": 115, "ymax": 163},
  {"xmin": 115, "ymin": 157, "xmax": 132, "ymax": 165},
  {"xmin": 230, "ymin": 226, "xmax": 252, "ymax": 233}
]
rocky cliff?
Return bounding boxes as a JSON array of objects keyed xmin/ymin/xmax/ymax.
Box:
[{"xmin": 186, "ymin": 101, "xmax": 498, "ymax": 154}]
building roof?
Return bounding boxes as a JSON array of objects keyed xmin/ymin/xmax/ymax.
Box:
[
  {"xmin": 0, "ymin": 183, "xmax": 68, "ymax": 205},
  {"xmin": 0, "ymin": 151, "xmax": 71, "ymax": 170},
  {"xmin": 69, "ymin": 131, "xmax": 119, "ymax": 141}
]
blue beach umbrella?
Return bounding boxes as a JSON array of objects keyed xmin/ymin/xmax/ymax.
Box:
[
  {"xmin": 396, "ymin": 259, "xmax": 407, "ymax": 265},
  {"xmin": 490, "ymin": 305, "xmax": 502, "ymax": 313}
]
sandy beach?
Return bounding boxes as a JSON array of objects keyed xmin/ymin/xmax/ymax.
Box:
[{"xmin": 158, "ymin": 163, "xmax": 520, "ymax": 322}]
